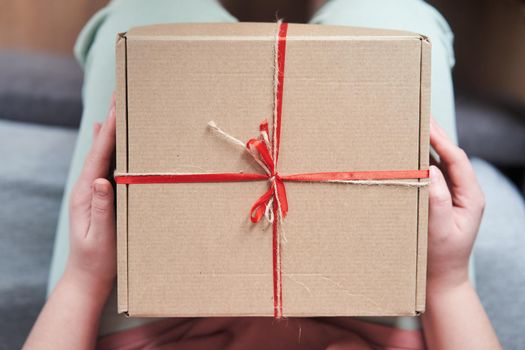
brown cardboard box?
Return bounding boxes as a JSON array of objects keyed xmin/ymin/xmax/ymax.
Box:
[{"xmin": 115, "ymin": 22, "xmax": 430, "ymax": 317}]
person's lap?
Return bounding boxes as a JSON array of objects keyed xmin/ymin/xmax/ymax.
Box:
[{"xmin": 47, "ymin": 0, "xmax": 457, "ymax": 335}]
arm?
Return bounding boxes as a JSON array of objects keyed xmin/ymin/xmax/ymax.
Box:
[
  {"xmin": 24, "ymin": 99, "xmax": 117, "ymax": 350},
  {"xmin": 422, "ymin": 118, "xmax": 502, "ymax": 350}
]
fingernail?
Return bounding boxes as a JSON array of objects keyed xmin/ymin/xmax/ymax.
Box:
[{"xmin": 94, "ymin": 181, "xmax": 107, "ymax": 196}]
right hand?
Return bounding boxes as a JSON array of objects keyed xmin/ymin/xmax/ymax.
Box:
[{"xmin": 426, "ymin": 118, "xmax": 485, "ymax": 293}]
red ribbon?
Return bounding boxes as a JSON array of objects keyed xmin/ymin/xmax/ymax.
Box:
[{"xmin": 114, "ymin": 22, "xmax": 429, "ymax": 318}]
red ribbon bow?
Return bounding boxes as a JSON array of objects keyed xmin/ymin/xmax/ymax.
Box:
[{"xmin": 247, "ymin": 120, "xmax": 288, "ymax": 224}]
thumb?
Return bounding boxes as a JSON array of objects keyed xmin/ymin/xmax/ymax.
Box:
[
  {"xmin": 428, "ymin": 165, "xmax": 454, "ymax": 236},
  {"xmin": 90, "ymin": 178, "xmax": 115, "ymax": 239}
]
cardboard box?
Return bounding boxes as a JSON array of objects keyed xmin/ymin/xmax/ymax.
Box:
[{"xmin": 115, "ymin": 22, "xmax": 430, "ymax": 317}]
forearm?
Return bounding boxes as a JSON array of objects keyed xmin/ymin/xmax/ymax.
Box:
[
  {"xmin": 422, "ymin": 280, "xmax": 502, "ymax": 350},
  {"xmin": 23, "ymin": 273, "xmax": 111, "ymax": 350}
]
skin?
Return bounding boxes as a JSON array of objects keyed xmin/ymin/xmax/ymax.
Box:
[
  {"xmin": 421, "ymin": 119, "xmax": 502, "ymax": 350},
  {"xmin": 23, "ymin": 99, "xmax": 502, "ymax": 349}
]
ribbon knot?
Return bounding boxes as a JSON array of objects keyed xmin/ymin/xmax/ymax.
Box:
[{"xmin": 247, "ymin": 120, "xmax": 289, "ymax": 223}]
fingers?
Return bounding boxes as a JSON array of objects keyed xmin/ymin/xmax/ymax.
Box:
[
  {"xmin": 78, "ymin": 98, "xmax": 116, "ymax": 191},
  {"xmin": 89, "ymin": 178, "xmax": 115, "ymax": 239},
  {"xmin": 70, "ymin": 96, "xmax": 116, "ymax": 237},
  {"xmin": 428, "ymin": 165, "xmax": 454, "ymax": 234},
  {"xmin": 430, "ymin": 118, "xmax": 482, "ymax": 209}
]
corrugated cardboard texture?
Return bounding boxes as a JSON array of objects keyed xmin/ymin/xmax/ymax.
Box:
[{"xmin": 116, "ymin": 23, "xmax": 430, "ymax": 317}]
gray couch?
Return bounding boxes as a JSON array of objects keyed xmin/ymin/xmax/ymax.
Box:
[{"xmin": 1, "ymin": 50, "xmax": 524, "ymax": 350}]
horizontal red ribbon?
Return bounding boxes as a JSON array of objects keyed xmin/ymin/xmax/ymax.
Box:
[
  {"xmin": 114, "ymin": 169, "xmax": 429, "ymax": 185},
  {"xmin": 114, "ymin": 173, "xmax": 268, "ymax": 184},
  {"xmin": 281, "ymin": 169, "xmax": 429, "ymax": 182}
]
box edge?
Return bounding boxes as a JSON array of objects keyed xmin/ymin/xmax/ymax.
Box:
[
  {"xmin": 416, "ymin": 36, "xmax": 431, "ymax": 313},
  {"xmin": 116, "ymin": 32, "xmax": 129, "ymax": 314}
]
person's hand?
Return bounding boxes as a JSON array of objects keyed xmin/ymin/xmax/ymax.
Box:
[
  {"xmin": 427, "ymin": 118, "xmax": 485, "ymax": 293},
  {"xmin": 63, "ymin": 97, "xmax": 117, "ymax": 298},
  {"xmin": 23, "ymin": 99, "xmax": 118, "ymax": 350}
]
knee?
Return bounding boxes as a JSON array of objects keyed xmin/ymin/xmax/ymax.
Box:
[
  {"xmin": 313, "ymin": 0, "xmax": 455, "ymax": 67},
  {"xmin": 75, "ymin": 0, "xmax": 237, "ymax": 69},
  {"xmin": 413, "ymin": 1, "xmax": 455, "ymax": 68}
]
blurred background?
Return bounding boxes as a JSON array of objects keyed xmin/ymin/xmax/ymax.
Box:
[{"xmin": 0, "ymin": 0, "xmax": 524, "ymax": 349}]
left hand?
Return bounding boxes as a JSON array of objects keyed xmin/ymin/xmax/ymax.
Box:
[
  {"xmin": 23, "ymin": 99, "xmax": 118, "ymax": 350},
  {"xmin": 64, "ymin": 97, "xmax": 117, "ymax": 297}
]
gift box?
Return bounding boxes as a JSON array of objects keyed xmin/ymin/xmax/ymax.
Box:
[{"xmin": 114, "ymin": 22, "xmax": 430, "ymax": 317}]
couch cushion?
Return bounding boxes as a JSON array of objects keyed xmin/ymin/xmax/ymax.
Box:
[
  {"xmin": 0, "ymin": 50, "xmax": 83, "ymax": 128},
  {"xmin": 457, "ymin": 97, "xmax": 525, "ymax": 167},
  {"xmin": 0, "ymin": 119, "xmax": 77, "ymax": 349}
]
